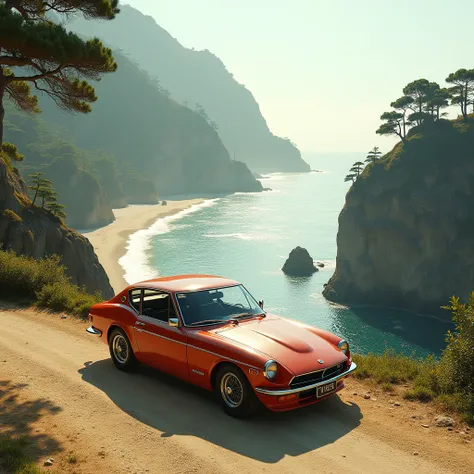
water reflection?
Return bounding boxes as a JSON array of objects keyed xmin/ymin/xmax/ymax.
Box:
[{"xmin": 329, "ymin": 305, "xmax": 453, "ymax": 358}]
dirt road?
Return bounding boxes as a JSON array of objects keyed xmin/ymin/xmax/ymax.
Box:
[{"xmin": 0, "ymin": 308, "xmax": 472, "ymax": 474}]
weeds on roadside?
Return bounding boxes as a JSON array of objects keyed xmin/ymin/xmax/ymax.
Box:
[
  {"xmin": 0, "ymin": 249, "xmax": 101, "ymax": 318},
  {"xmin": 352, "ymin": 293, "xmax": 474, "ymax": 423}
]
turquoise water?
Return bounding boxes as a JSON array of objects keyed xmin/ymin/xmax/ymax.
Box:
[{"xmin": 140, "ymin": 153, "xmax": 452, "ymax": 356}]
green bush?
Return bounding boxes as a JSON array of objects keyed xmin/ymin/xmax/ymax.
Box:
[
  {"xmin": 353, "ymin": 349, "xmax": 426, "ymax": 384},
  {"xmin": 435, "ymin": 294, "xmax": 474, "ymax": 422},
  {"xmin": 0, "ymin": 249, "xmax": 101, "ymax": 317},
  {"xmin": 353, "ymin": 294, "xmax": 474, "ymax": 423},
  {"xmin": 0, "ymin": 435, "xmax": 43, "ymax": 474}
]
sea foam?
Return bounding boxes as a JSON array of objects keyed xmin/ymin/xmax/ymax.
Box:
[{"xmin": 118, "ymin": 199, "xmax": 218, "ymax": 284}]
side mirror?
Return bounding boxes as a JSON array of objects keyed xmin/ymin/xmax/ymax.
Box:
[
  {"xmin": 258, "ymin": 300, "xmax": 264, "ymax": 309},
  {"xmin": 169, "ymin": 317, "xmax": 180, "ymax": 327}
]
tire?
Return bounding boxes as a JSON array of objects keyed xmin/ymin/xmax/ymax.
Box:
[
  {"xmin": 109, "ymin": 328, "xmax": 138, "ymax": 372},
  {"xmin": 214, "ymin": 364, "xmax": 260, "ymax": 418}
]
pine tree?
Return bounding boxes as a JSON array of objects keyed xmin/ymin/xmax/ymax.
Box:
[
  {"xmin": 28, "ymin": 172, "xmax": 52, "ymax": 205},
  {"xmin": 365, "ymin": 146, "xmax": 382, "ymax": 164},
  {"xmin": 28, "ymin": 172, "xmax": 66, "ymax": 219},
  {"xmin": 0, "ymin": 1, "xmax": 119, "ymax": 146}
]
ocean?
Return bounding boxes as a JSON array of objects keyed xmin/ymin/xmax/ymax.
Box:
[{"xmin": 119, "ymin": 153, "xmax": 452, "ymax": 357}]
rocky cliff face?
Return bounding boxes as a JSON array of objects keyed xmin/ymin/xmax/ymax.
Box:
[
  {"xmin": 68, "ymin": 5, "xmax": 310, "ymax": 173},
  {"xmin": 323, "ymin": 119, "xmax": 474, "ymax": 317},
  {"xmin": 0, "ymin": 156, "xmax": 114, "ymax": 299}
]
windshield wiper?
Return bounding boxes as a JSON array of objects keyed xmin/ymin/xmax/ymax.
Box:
[
  {"xmin": 189, "ymin": 319, "xmax": 228, "ymax": 326},
  {"xmin": 231, "ymin": 313, "xmax": 264, "ymax": 320}
]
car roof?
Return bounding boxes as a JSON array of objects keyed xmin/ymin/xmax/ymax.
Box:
[{"xmin": 128, "ymin": 274, "xmax": 241, "ymax": 293}]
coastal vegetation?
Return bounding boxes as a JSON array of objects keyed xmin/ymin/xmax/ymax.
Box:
[
  {"xmin": 353, "ymin": 294, "xmax": 474, "ymax": 423},
  {"xmin": 0, "ymin": 248, "xmax": 101, "ymax": 317},
  {"xmin": 28, "ymin": 172, "xmax": 65, "ymax": 220}
]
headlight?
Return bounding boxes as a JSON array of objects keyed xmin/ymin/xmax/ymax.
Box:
[
  {"xmin": 338, "ymin": 339, "xmax": 349, "ymax": 355},
  {"xmin": 264, "ymin": 360, "xmax": 278, "ymax": 380}
]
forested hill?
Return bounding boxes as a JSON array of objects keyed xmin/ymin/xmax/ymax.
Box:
[
  {"xmin": 68, "ymin": 4, "xmax": 310, "ymax": 173},
  {"xmin": 6, "ymin": 49, "xmax": 262, "ymax": 228}
]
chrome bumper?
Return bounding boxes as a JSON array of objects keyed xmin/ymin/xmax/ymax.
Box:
[
  {"xmin": 255, "ymin": 361, "xmax": 357, "ymax": 396},
  {"xmin": 86, "ymin": 326, "xmax": 102, "ymax": 336}
]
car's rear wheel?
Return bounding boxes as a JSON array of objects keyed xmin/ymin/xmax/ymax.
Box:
[
  {"xmin": 109, "ymin": 328, "xmax": 137, "ymax": 372},
  {"xmin": 215, "ymin": 364, "xmax": 260, "ymax": 418}
]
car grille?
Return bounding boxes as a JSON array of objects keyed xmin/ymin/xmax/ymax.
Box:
[{"xmin": 290, "ymin": 362, "xmax": 346, "ymax": 389}]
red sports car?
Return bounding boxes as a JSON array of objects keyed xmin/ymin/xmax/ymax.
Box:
[{"xmin": 87, "ymin": 275, "xmax": 357, "ymax": 417}]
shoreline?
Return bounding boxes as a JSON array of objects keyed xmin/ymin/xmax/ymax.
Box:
[{"xmin": 82, "ymin": 200, "xmax": 204, "ymax": 294}]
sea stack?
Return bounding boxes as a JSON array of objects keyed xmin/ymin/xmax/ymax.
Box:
[{"xmin": 282, "ymin": 247, "xmax": 318, "ymax": 276}]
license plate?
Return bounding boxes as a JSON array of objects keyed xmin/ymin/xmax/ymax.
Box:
[{"xmin": 316, "ymin": 381, "xmax": 336, "ymax": 398}]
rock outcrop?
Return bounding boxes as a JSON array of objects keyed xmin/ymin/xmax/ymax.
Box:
[
  {"xmin": 323, "ymin": 119, "xmax": 474, "ymax": 317},
  {"xmin": 0, "ymin": 156, "xmax": 114, "ymax": 299},
  {"xmin": 282, "ymin": 247, "xmax": 318, "ymax": 276}
]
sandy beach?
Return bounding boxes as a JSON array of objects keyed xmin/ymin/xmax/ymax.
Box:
[{"xmin": 82, "ymin": 200, "xmax": 204, "ymax": 294}]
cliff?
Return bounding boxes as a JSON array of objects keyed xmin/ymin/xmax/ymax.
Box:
[
  {"xmin": 0, "ymin": 154, "xmax": 114, "ymax": 299},
  {"xmin": 38, "ymin": 51, "xmax": 263, "ymax": 196},
  {"xmin": 323, "ymin": 119, "xmax": 474, "ymax": 317},
  {"xmin": 68, "ymin": 5, "xmax": 310, "ymax": 173},
  {"xmin": 5, "ymin": 105, "xmax": 117, "ymax": 229}
]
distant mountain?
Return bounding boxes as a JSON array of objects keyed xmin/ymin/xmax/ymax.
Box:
[
  {"xmin": 37, "ymin": 50, "xmax": 262, "ymax": 197},
  {"xmin": 5, "ymin": 47, "xmax": 263, "ymax": 228},
  {"xmin": 68, "ymin": 4, "xmax": 310, "ymax": 173}
]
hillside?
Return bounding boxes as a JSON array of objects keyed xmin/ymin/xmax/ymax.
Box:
[
  {"xmin": 323, "ymin": 118, "xmax": 474, "ymax": 317},
  {"xmin": 37, "ymin": 49, "xmax": 263, "ymax": 197},
  {"xmin": 0, "ymin": 151, "xmax": 114, "ymax": 299},
  {"xmin": 4, "ymin": 105, "xmax": 119, "ymax": 229},
  {"xmin": 67, "ymin": 4, "xmax": 310, "ymax": 173}
]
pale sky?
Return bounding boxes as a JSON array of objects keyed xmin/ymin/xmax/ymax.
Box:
[{"xmin": 125, "ymin": 0, "xmax": 473, "ymax": 153}]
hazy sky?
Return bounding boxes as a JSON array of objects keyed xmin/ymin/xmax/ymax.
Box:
[{"xmin": 125, "ymin": 0, "xmax": 473, "ymax": 153}]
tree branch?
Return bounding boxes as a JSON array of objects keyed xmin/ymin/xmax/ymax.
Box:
[{"xmin": 5, "ymin": 66, "xmax": 63, "ymax": 83}]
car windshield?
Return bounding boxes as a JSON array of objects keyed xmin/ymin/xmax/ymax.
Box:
[{"xmin": 176, "ymin": 285, "xmax": 264, "ymax": 326}]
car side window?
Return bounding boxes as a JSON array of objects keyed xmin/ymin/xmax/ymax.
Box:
[
  {"xmin": 142, "ymin": 289, "xmax": 173, "ymax": 323},
  {"xmin": 129, "ymin": 288, "xmax": 142, "ymax": 313}
]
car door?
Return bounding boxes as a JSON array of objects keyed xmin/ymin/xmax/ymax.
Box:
[{"xmin": 131, "ymin": 288, "xmax": 189, "ymax": 380}]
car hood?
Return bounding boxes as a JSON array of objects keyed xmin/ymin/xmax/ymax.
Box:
[{"xmin": 212, "ymin": 315, "xmax": 347, "ymax": 375}]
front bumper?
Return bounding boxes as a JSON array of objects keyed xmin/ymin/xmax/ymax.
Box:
[
  {"xmin": 86, "ymin": 326, "xmax": 102, "ymax": 336},
  {"xmin": 255, "ymin": 361, "xmax": 357, "ymax": 396}
]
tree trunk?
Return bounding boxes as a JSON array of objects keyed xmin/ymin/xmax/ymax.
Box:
[{"xmin": 0, "ymin": 66, "xmax": 5, "ymax": 147}]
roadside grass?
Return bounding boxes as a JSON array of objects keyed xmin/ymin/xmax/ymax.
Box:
[
  {"xmin": 0, "ymin": 435, "xmax": 43, "ymax": 474},
  {"xmin": 0, "ymin": 249, "xmax": 102, "ymax": 318},
  {"xmin": 352, "ymin": 293, "xmax": 474, "ymax": 425}
]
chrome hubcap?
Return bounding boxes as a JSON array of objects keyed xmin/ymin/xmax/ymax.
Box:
[
  {"xmin": 112, "ymin": 334, "xmax": 129, "ymax": 364},
  {"xmin": 220, "ymin": 373, "xmax": 244, "ymax": 408}
]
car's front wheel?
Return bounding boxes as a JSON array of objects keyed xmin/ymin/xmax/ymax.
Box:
[
  {"xmin": 215, "ymin": 364, "xmax": 260, "ymax": 418},
  {"xmin": 109, "ymin": 328, "xmax": 137, "ymax": 372}
]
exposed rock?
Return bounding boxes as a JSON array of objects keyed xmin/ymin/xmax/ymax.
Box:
[
  {"xmin": 364, "ymin": 394, "xmax": 371, "ymax": 400},
  {"xmin": 434, "ymin": 415, "xmax": 455, "ymax": 427},
  {"xmin": 0, "ymin": 157, "xmax": 113, "ymax": 299},
  {"xmin": 316, "ymin": 262, "xmax": 325, "ymax": 268},
  {"xmin": 282, "ymin": 247, "xmax": 318, "ymax": 277},
  {"xmin": 44, "ymin": 458, "xmax": 54, "ymax": 466},
  {"xmin": 323, "ymin": 120, "xmax": 474, "ymax": 317}
]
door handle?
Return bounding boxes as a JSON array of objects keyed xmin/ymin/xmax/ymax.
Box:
[{"xmin": 136, "ymin": 321, "xmax": 145, "ymax": 326}]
